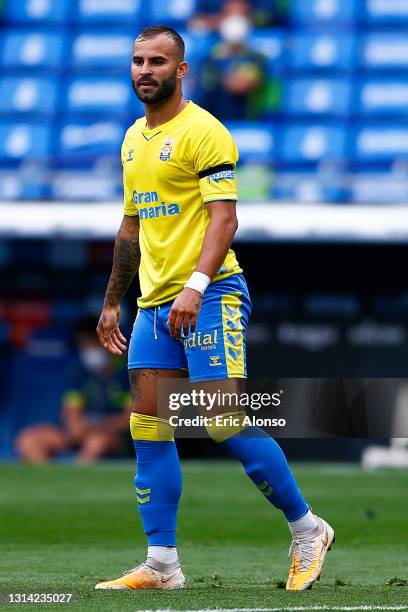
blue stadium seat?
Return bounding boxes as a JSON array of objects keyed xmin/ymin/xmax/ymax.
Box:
[
  {"xmin": 0, "ymin": 122, "xmax": 53, "ymax": 161},
  {"xmin": 195, "ymin": 0, "xmax": 222, "ymax": 12},
  {"xmin": 353, "ymin": 125, "xmax": 408, "ymax": 162},
  {"xmin": 1, "ymin": 31, "xmax": 67, "ymax": 70},
  {"xmin": 0, "ymin": 77, "xmax": 59, "ymax": 115},
  {"xmin": 64, "ymin": 77, "xmax": 132, "ymax": 115},
  {"xmin": 58, "ymin": 119, "xmax": 125, "ymax": 163},
  {"xmin": 147, "ymin": 0, "xmax": 197, "ymax": 24},
  {"xmin": 182, "ymin": 30, "xmax": 216, "ymax": 65},
  {"xmin": 130, "ymin": 97, "xmax": 145, "ymax": 119},
  {"xmin": 4, "ymin": 0, "xmax": 70, "ymax": 23},
  {"xmin": 75, "ymin": 0, "xmax": 142, "ymax": 23},
  {"xmin": 289, "ymin": 33, "xmax": 357, "ymax": 71},
  {"xmin": 51, "ymin": 170, "xmax": 122, "ymax": 201},
  {"xmin": 363, "ymin": 0, "xmax": 408, "ymax": 24},
  {"xmin": 0, "ymin": 170, "xmax": 48, "ymax": 199},
  {"xmin": 71, "ymin": 32, "xmax": 134, "ymax": 70},
  {"xmin": 281, "ymin": 125, "xmax": 347, "ymax": 163},
  {"xmin": 248, "ymin": 30, "xmax": 285, "ymax": 73},
  {"xmin": 0, "ymin": 0, "xmax": 405, "ymax": 208},
  {"xmin": 176, "ymin": 33, "xmax": 214, "ymax": 101},
  {"xmin": 182, "ymin": 73, "xmax": 199, "ymax": 102},
  {"xmin": 227, "ymin": 122, "xmax": 275, "ymax": 163},
  {"xmin": 361, "ymin": 33, "xmax": 408, "ymax": 70},
  {"xmin": 284, "ymin": 79, "xmax": 352, "ymax": 116},
  {"xmin": 351, "ymin": 170, "xmax": 408, "ymax": 204},
  {"xmin": 357, "ymin": 78, "xmax": 408, "ymax": 116},
  {"xmin": 290, "ymin": 0, "xmax": 359, "ymax": 24},
  {"xmin": 196, "ymin": 0, "xmax": 278, "ymax": 15},
  {"xmin": 273, "ymin": 170, "xmax": 346, "ymax": 202}
]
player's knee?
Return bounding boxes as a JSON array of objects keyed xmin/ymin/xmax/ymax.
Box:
[
  {"xmin": 128, "ymin": 369, "xmax": 158, "ymax": 416},
  {"xmin": 16, "ymin": 425, "xmax": 65, "ymax": 461},
  {"xmin": 80, "ymin": 431, "xmax": 118, "ymax": 458},
  {"xmin": 130, "ymin": 412, "xmax": 175, "ymax": 442},
  {"xmin": 16, "ymin": 426, "xmax": 47, "ymax": 454},
  {"xmin": 15, "ymin": 428, "xmax": 34, "ymax": 456},
  {"xmin": 130, "ymin": 395, "xmax": 157, "ymax": 416},
  {"xmin": 205, "ymin": 410, "xmax": 247, "ymax": 443}
]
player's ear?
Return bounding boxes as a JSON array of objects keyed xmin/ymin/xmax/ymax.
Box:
[{"xmin": 177, "ymin": 60, "xmax": 189, "ymax": 79}]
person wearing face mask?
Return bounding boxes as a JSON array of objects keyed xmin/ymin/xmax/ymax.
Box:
[
  {"xmin": 15, "ymin": 317, "xmax": 132, "ymax": 463},
  {"xmin": 191, "ymin": 0, "xmax": 280, "ymax": 31},
  {"xmin": 199, "ymin": 0, "xmax": 266, "ymax": 119}
]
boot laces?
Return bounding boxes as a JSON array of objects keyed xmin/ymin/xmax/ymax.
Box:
[
  {"xmin": 122, "ymin": 563, "xmax": 145, "ymax": 576},
  {"xmin": 289, "ymin": 536, "xmax": 319, "ymax": 573}
]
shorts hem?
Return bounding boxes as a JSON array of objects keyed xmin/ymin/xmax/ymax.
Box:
[
  {"xmin": 128, "ymin": 362, "xmax": 187, "ymax": 370},
  {"xmin": 189, "ymin": 374, "xmax": 247, "ymax": 382}
]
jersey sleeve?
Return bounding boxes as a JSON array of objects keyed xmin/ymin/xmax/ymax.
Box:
[
  {"xmin": 121, "ymin": 139, "xmax": 138, "ymax": 217},
  {"xmin": 192, "ymin": 120, "xmax": 239, "ymax": 204}
]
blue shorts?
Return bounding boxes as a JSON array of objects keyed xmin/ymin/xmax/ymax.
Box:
[{"xmin": 128, "ymin": 273, "xmax": 251, "ymax": 382}]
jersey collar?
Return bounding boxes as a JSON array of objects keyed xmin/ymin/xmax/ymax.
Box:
[{"xmin": 141, "ymin": 100, "xmax": 192, "ymax": 138}]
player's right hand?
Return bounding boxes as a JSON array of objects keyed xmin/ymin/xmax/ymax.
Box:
[{"xmin": 96, "ymin": 306, "xmax": 127, "ymax": 355}]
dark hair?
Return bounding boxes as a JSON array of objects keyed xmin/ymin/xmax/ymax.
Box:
[{"xmin": 136, "ymin": 25, "xmax": 185, "ymax": 59}]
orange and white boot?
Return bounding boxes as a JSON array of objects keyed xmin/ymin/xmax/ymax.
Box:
[
  {"xmin": 286, "ymin": 515, "xmax": 335, "ymax": 591},
  {"xmin": 95, "ymin": 559, "xmax": 186, "ymax": 590}
]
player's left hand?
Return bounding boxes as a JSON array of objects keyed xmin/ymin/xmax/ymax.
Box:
[{"xmin": 167, "ymin": 288, "xmax": 202, "ymax": 339}]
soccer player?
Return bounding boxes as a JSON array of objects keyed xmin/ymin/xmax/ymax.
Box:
[{"xmin": 95, "ymin": 25, "xmax": 334, "ymax": 592}]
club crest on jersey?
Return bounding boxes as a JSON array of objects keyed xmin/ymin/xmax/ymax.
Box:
[
  {"xmin": 159, "ymin": 137, "xmax": 174, "ymax": 161},
  {"xmin": 126, "ymin": 149, "xmax": 134, "ymax": 162}
]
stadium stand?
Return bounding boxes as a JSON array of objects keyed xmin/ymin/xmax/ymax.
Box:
[
  {"xmin": 1, "ymin": 0, "xmax": 408, "ymax": 458},
  {"xmin": 0, "ymin": 0, "xmax": 407, "ymax": 203}
]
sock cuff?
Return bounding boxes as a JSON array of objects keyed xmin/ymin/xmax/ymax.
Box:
[
  {"xmin": 145, "ymin": 558, "xmax": 180, "ymax": 573},
  {"xmin": 130, "ymin": 412, "xmax": 175, "ymax": 441},
  {"xmin": 205, "ymin": 411, "xmax": 247, "ymax": 443}
]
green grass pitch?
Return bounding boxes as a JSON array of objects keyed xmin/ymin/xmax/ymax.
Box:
[{"xmin": 1, "ymin": 460, "xmax": 408, "ymax": 611}]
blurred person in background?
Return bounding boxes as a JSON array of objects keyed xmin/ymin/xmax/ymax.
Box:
[
  {"xmin": 191, "ymin": 0, "xmax": 284, "ymax": 30},
  {"xmin": 362, "ymin": 381, "xmax": 408, "ymax": 469},
  {"xmin": 362, "ymin": 437, "xmax": 408, "ymax": 469},
  {"xmin": 200, "ymin": 0, "xmax": 267, "ymax": 119},
  {"xmin": 16, "ymin": 316, "xmax": 132, "ymax": 464}
]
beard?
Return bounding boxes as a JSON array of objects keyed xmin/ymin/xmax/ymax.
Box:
[{"xmin": 132, "ymin": 71, "xmax": 178, "ymax": 105}]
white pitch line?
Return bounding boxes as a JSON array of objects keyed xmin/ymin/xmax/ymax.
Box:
[{"xmin": 136, "ymin": 607, "xmax": 408, "ymax": 612}]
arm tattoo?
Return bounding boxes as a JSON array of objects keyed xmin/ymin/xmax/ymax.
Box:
[{"xmin": 104, "ymin": 234, "xmax": 140, "ymax": 308}]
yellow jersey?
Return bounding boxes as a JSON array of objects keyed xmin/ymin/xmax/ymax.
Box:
[{"xmin": 121, "ymin": 100, "xmax": 242, "ymax": 308}]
